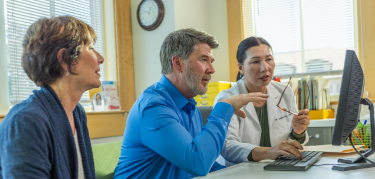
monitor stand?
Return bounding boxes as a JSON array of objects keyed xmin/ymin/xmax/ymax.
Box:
[{"xmin": 333, "ymin": 98, "xmax": 375, "ymax": 171}]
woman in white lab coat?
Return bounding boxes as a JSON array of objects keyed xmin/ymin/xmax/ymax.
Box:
[{"xmin": 214, "ymin": 37, "xmax": 310, "ymax": 166}]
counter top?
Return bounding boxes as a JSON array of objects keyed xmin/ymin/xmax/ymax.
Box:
[{"xmin": 309, "ymin": 118, "xmax": 336, "ymax": 127}]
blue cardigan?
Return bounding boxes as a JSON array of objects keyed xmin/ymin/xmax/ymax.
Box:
[{"xmin": 0, "ymin": 86, "xmax": 95, "ymax": 179}]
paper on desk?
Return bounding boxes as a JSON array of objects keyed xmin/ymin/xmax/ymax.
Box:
[{"xmin": 302, "ymin": 144, "xmax": 364, "ymax": 153}]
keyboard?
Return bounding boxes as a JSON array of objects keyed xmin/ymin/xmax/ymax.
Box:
[{"xmin": 263, "ymin": 151, "xmax": 323, "ymax": 171}]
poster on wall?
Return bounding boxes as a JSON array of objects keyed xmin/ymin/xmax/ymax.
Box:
[{"xmin": 102, "ymin": 81, "xmax": 120, "ymax": 110}]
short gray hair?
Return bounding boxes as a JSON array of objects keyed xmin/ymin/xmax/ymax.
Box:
[{"xmin": 160, "ymin": 28, "xmax": 220, "ymax": 74}]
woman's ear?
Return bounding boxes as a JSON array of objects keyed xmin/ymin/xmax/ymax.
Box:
[
  {"xmin": 57, "ymin": 48, "xmax": 68, "ymax": 72},
  {"xmin": 237, "ymin": 63, "xmax": 244, "ymax": 75},
  {"xmin": 171, "ymin": 55, "xmax": 184, "ymax": 73}
]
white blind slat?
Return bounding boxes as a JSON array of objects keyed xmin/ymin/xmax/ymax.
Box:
[
  {"xmin": 6, "ymin": 0, "xmax": 106, "ymax": 106},
  {"xmin": 242, "ymin": 0, "xmax": 354, "ymax": 76}
]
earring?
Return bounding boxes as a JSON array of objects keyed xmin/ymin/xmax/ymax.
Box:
[{"xmin": 66, "ymin": 71, "xmax": 69, "ymax": 76}]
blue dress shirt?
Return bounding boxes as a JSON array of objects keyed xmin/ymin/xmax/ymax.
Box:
[{"xmin": 113, "ymin": 75, "xmax": 234, "ymax": 179}]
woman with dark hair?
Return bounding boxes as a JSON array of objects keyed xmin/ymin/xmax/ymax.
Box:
[
  {"xmin": 95, "ymin": 93, "xmax": 102, "ymax": 105},
  {"xmin": 214, "ymin": 37, "xmax": 310, "ymax": 166},
  {"xmin": 0, "ymin": 16, "xmax": 104, "ymax": 178}
]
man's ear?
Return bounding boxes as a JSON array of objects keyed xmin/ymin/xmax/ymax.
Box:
[
  {"xmin": 171, "ymin": 55, "xmax": 184, "ymax": 73},
  {"xmin": 57, "ymin": 48, "xmax": 68, "ymax": 72},
  {"xmin": 237, "ymin": 63, "xmax": 244, "ymax": 75}
]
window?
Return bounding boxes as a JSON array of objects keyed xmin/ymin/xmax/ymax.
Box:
[
  {"xmin": 5, "ymin": 0, "xmax": 106, "ymax": 106},
  {"xmin": 242, "ymin": 0, "xmax": 355, "ymax": 76}
]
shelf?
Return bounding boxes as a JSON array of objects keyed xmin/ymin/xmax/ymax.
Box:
[
  {"xmin": 330, "ymin": 101, "xmax": 338, "ymax": 105},
  {"xmin": 85, "ymin": 110, "xmax": 128, "ymax": 115}
]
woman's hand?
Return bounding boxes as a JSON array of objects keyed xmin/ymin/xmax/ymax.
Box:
[
  {"xmin": 252, "ymin": 140, "xmax": 304, "ymax": 161},
  {"xmin": 220, "ymin": 92, "xmax": 269, "ymax": 118},
  {"xmin": 292, "ymin": 109, "xmax": 310, "ymax": 134}
]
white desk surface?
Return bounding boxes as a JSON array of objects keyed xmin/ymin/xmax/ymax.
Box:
[{"xmin": 195, "ymin": 153, "xmax": 375, "ymax": 179}]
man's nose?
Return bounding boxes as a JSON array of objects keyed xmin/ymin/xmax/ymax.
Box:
[{"xmin": 207, "ymin": 61, "xmax": 215, "ymax": 74}]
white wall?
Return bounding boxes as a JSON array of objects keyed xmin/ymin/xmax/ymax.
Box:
[
  {"xmin": 131, "ymin": 0, "xmax": 230, "ymax": 98},
  {"xmin": 0, "ymin": 0, "xmax": 10, "ymax": 115},
  {"xmin": 206, "ymin": 0, "xmax": 230, "ymax": 82},
  {"xmin": 131, "ymin": 0, "xmax": 176, "ymax": 98},
  {"xmin": 174, "ymin": 0, "xmax": 230, "ymax": 83},
  {"xmin": 174, "ymin": 0, "xmax": 209, "ymax": 30}
]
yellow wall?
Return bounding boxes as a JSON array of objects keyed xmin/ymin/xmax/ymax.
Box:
[
  {"xmin": 226, "ymin": 0, "xmax": 243, "ymax": 82},
  {"xmin": 357, "ymin": 0, "xmax": 375, "ymax": 101}
]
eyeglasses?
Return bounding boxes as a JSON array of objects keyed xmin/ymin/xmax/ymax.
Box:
[{"xmin": 276, "ymin": 77, "xmax": 310, "ymax": 116}]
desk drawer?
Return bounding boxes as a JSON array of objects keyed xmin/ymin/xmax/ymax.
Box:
[
  {"xmin": 194, "ymin": 92, "xmax": 218, "ymax": 101},
  {"xmin": 305, "ymin": 127, "xmax": 334, "ymax": 146},
  {"xmin": 195, "ymin": 99, "xmax": 214, "ymax": 106}
]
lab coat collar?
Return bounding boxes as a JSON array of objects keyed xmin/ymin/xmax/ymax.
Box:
[
  {"xmin": 266, "ymin": 83, "xmax": 279, "ymax": 128},
  {"xmin": 237, "ymin": 79, "xmax": 280, "ymax": 129},
  {"xmin": 237, "ymin": 79, "xmax": 260, "ymax": 128}
]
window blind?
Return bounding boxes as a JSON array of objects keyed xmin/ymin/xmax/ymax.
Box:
[
  {"xmin": 242, "ymin": 0, "xmax": 354, "ymax": 76},
  {"xmin": 6, "ymin": 0, "xmax": 106, "ymax": 106}
]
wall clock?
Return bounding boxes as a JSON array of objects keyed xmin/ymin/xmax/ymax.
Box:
[{"xmin": 137, "ymin": 0, "xmax": 165, "ymax": 31}]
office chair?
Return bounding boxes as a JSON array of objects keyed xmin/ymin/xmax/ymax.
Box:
[{"xmin": 197, "ymin": 106, "xmax": 213, "ymax": 127}]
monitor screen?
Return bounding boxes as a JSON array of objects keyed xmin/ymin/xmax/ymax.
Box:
[{"xmin": 332, "ymin": 50, "xmax": 365, "ymax": 146}]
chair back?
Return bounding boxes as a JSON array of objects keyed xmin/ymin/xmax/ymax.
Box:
[
  {"xmin": 197, "ymin": 106, "xmax": 213, "ymax": 127},
  {"xmin": 92, "ymin": 141, "xmax": 122, "ymax": 179}
]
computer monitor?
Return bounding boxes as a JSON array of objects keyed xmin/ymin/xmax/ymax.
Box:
[{"xmin": 331, "ymin": 50, "xmax": 375, "ymax": 171}]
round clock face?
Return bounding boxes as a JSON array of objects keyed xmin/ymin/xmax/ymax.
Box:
[
  {"xmin": 139, "ymin": 0, "xmax": 159, "ymax": 26},
  {"xmin": 137, "ymin": 0, "xmax": 164, "ymax": 31}
]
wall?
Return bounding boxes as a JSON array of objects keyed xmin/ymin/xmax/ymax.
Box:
[
  {"xmin": 174, "ymin": 0, "xmax": 230, "ymax": 82},
  {"xmin": 131, "ymin": 0, "xmax": 176, "ymax": 98},
  {"xmin": 0, "ymin": 0, "xmax": 10, "ymax": 115},
  {"xmin": 131, "ymin": 0, "xmax": 230, "ymax": 98},
  {"xmin": 206, "ymin": 0, "xmax": 230, "ymax": 83},
  {"xmin": 103, "ymin": 0, "xmax": 117, "ymax": 82}
]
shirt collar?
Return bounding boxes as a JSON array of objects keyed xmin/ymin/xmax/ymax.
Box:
[{"xmin": 159, "ymin": 75, "xmax": 197, "ymax": 110}]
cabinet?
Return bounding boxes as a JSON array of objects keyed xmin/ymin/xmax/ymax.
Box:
[
  {"xmin": 194, "ymin": 81, "xmax": 231, "ymax": 106},
  {"xmin": 305, "ymin": 127, "xmax": 334, "ymax": 146}
]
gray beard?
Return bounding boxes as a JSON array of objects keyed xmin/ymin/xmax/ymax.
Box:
[{"xmin": 185, "ymin": 64, "xmax": 208, "ymax": 95}]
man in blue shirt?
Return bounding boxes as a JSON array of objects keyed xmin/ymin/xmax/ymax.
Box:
[{"xmin": 113, "ymin": 28, "xmax": 269, "ymax": 179}]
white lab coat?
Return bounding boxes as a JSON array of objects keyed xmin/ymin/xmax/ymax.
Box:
[{"xmin": 214, "ymin": 78, "xmax": 309, "ymax": 166}]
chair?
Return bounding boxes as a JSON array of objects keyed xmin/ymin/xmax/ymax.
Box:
[
  {"xmin": 197, "ymin": 106, "xmax": 213, "ymax": 127},
  {"xmin": 92, "ymin": 141, "xmax": 122, "ymax": 179}
]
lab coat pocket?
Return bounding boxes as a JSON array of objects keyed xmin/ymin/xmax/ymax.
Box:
[{"xmin": 276, "ymin": 114, "xmax": 292, "ymax": 135}]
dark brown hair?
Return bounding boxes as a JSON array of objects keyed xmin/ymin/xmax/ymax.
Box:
[
  {"xmin": 236, "ymin": 36, "xmax": 272, "ymax": 81},
  {"xmin": 22, "ymin": 16, "xmax": 96, "ymax": 87},
  {"xmin": 160, "ymin": 28, "xmax": 219, "ymax": 74}
]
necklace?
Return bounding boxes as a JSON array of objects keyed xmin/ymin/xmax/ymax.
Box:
[{"xmin": 69, "ymin": 113, "xmax": 74, "ymax": 123}]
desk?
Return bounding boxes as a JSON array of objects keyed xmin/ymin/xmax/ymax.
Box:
[{"xmin": 195, "ymin": 153, "xmax": 375, "ymax": 179}]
